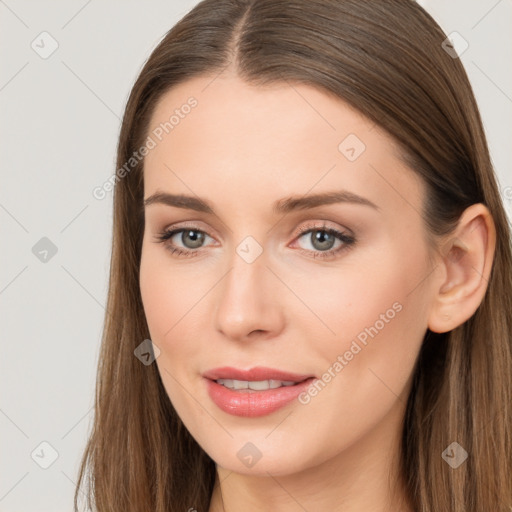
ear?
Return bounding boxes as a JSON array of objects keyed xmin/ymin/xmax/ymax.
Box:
[{"xmin": 427, "ymin": 203, "xmax": 496, "ymax": 334}]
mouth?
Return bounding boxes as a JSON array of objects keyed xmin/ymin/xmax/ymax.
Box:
[
  {"xmin": 203, "ymin": 366, "xmax": 316, "ymax": 417},
  {"xmin": 202, "ymin": 366, "xmax": 314, "ymax": 383},
  {"xmin": 215, "ymin": 378, "xmax": 299, "ymax": 391}
]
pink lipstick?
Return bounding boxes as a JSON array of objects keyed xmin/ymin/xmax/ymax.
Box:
[{"xmin": 203, "ymin": 366, "xmax": 315, "ymax": 417}]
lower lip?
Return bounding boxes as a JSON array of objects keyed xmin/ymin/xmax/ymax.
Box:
[{"xmin": 205, "ymin": 377, "xmax": 315, "ymax": 417}]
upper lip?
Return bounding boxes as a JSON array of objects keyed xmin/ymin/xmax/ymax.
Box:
[{"xmin": 203, "ymin": 366, "xmax": 314, "ymax": 382}]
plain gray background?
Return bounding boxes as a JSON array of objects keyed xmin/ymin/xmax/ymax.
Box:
[{"xmin": 1, "ymin": 1, "xmax": 511, "ymax": 510}]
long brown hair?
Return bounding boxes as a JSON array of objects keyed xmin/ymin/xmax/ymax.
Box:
[{"xmin": 74, "ymin": 1, "xmax": 512, "ymax": 510}]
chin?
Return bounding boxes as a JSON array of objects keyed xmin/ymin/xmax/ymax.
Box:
[{"xmin": 203, "ymin": 439, "xmax": 322, "ymax": 477}]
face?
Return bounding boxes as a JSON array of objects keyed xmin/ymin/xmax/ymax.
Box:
[{"xmin": 139, "ymin": 73, "xmax": 436, "ymax": 476}]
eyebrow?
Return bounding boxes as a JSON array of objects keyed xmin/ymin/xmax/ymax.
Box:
[{"xmin": 143, "ymin": 189, "xmax": 379, "ymax": 215}]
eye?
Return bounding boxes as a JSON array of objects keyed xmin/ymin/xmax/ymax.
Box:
[
  {"xmin": 153, "ymin": 222, "xmax": 356, "ymax": 260},
  {"xmin": 292, "ymin": 222, "xmax": 355, "ymax": 259},
  {"xmin": 153, "ymin": 227, "xmax": 215, "ymax": 258}
]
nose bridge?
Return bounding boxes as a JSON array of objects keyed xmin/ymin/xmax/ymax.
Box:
[{"xmin": 214, "ymin": 237, "xmax": 283, "ymax": 340}]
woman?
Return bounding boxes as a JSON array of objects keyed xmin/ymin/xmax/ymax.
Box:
[{"xmin": 75, "ymin": 0, "xmax": 512, "ymax": 510}]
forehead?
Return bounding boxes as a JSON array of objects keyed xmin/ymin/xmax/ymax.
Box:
[
  {"xmin": 147, "ymin": 73, "xmax": 376, "ymax": 158},
  {"xmin": 143, "ymin": 74, "xmax": 424, "ymax": 218}
]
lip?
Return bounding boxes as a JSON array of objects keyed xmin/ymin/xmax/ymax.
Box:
[
  {"xmin": 202, "ymin": 366, "xmax": 314, "ymax": 383},
  {"xmin": 203, "ymin": 366, "xmax": 316, "ymax": 418}
]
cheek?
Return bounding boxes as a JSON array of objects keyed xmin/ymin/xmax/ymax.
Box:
[
  {"xmin": 284, "ymin": 251, "xmax": 430, "ymax": 454},
  {"xmin": 140, "ymin": 245, "xmax": 185, "ymax": 346},
  {"xmin": 139, "ymin": 244, "xmax": 214, "ymax": 367},
  {"xmin": 139, "ymin": 252, "xmax": 199, "ymax": 407},
  {"xmin": 293, "ymin": 238, "xmax": 431, "ymax": 379},
  {"xmin": 140, "ymin": 262, "xmax": 172, "ymax": 337}
]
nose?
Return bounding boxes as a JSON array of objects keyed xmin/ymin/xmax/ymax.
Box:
[{"xmin": 213, "ymin": 246, "xmax": 285, "ymax": 342}]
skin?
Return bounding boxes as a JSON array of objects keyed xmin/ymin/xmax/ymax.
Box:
[{"xmin": 139, "ymin": 71, "xmax": 495, "ymax": 511}]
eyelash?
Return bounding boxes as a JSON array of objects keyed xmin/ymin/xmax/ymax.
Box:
[{"xmin": 153, "ymin": 222, "xmax": 356, "ymax": 260}]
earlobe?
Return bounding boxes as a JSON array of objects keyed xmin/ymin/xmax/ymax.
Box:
[{"xmin": 427, "ymin": 204, "xmax": 496, "ymax": 334}]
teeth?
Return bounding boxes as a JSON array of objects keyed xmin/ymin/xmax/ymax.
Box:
[{"xmin": 216, "ymin": 379, "xmax": 296, "ymax": 390}]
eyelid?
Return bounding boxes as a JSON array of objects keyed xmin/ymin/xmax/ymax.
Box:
[
  {"xmin": 292, "ymin": 220, "xmax": 352, "ymax": 238},
  {"xmin": 156, "ymin": 219, "xmax": 351, "ymax": 243},
  {"xmin": 160, "ymin": 220, "xmax": 222, "ymax": 241}
]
